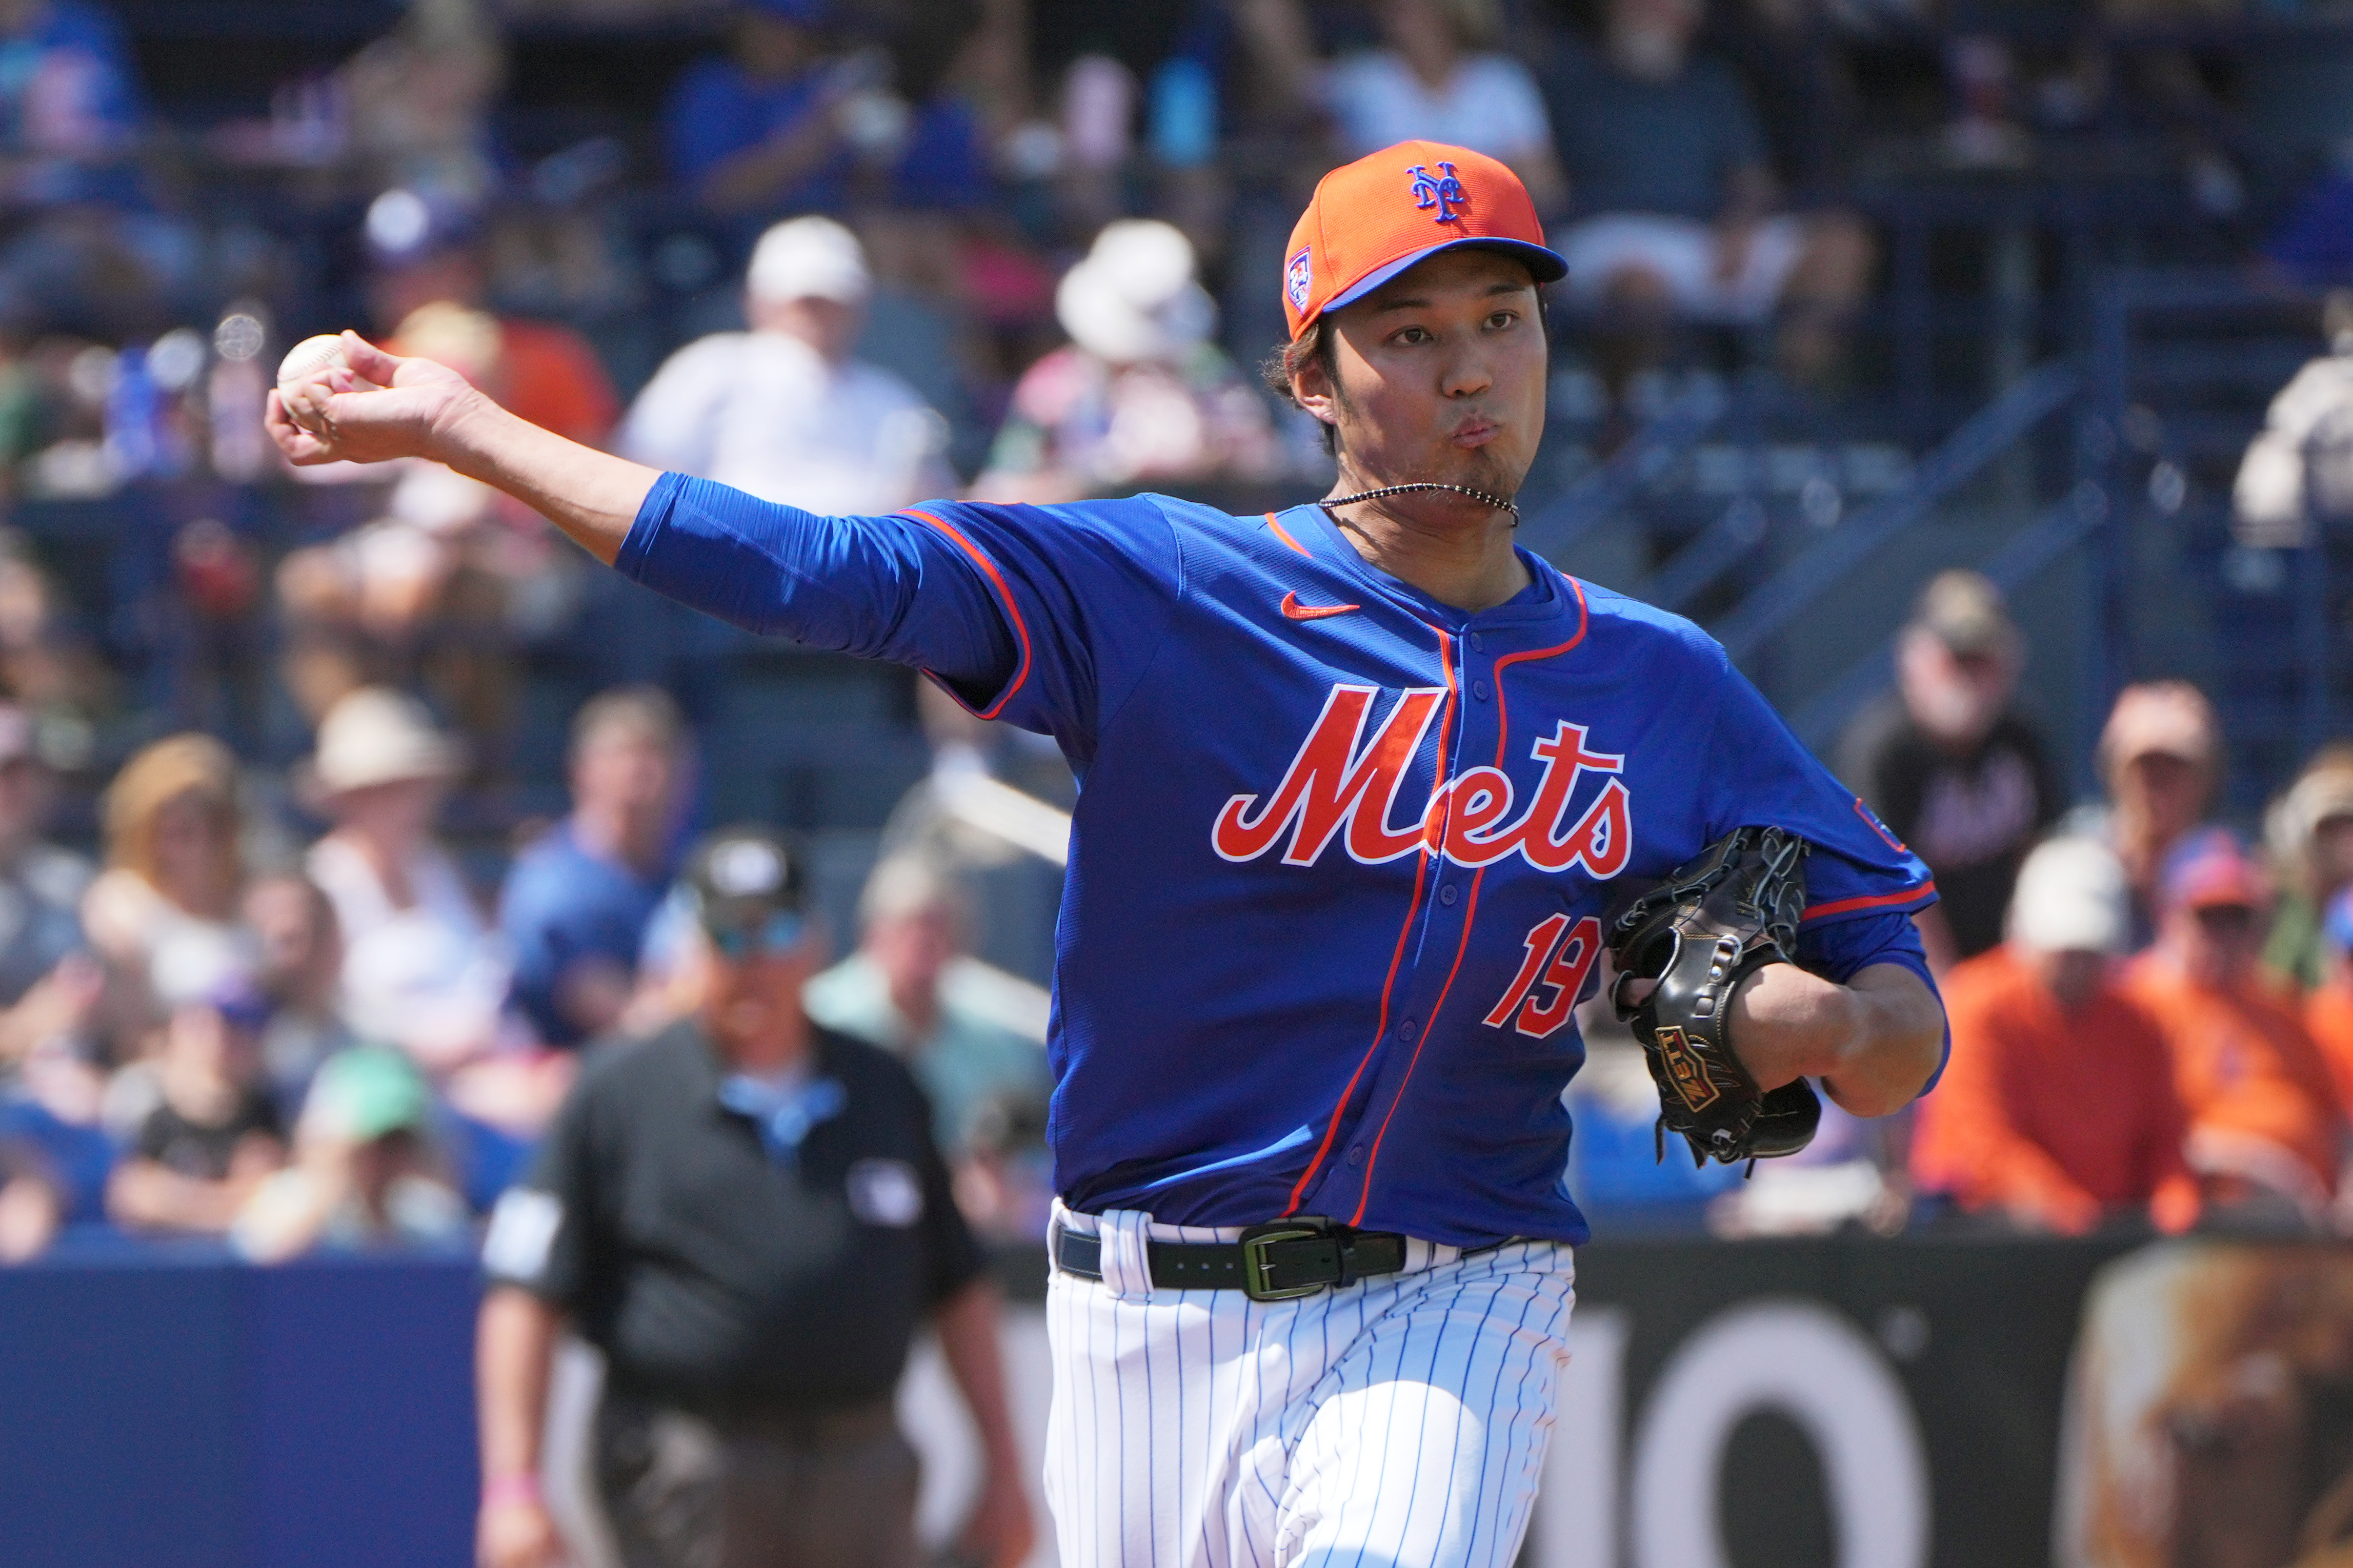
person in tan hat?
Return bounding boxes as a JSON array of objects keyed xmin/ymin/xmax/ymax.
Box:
[
  {"xmin": 2122, "ymin": 830, "xmax": 2341, "ymax": 1230},
  {"xmin": 2263, "ymin": 744, "xmax": 2353, "ymax": 990},
  {"xmin": 301, "ymin": 686, "xmax": 510, "ymax": 1074},
  {"xmin": 2085, "ymin": 680, "xmax": 2223, "ymax": 947}
]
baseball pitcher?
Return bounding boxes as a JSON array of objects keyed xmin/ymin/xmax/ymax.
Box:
[{"xmin": 271, "ymin": 142, "xmax": 1947, "ymax": 1568}]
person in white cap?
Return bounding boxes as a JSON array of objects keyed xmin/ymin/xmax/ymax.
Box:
[
  {"xmin": 618, "ymin": 215, "xmax": 956, "ymax": 514},
  {"xmin": 301, "ymin": 686, "xmax": 512, "ymax": 1075},
  {"xmin": 1909, "ymin": 836, "xmax": 2199, "ymax": 1236},
  {"xmin": 971, "ymin": 219, "xmax": 1285, "ymax": 504}
]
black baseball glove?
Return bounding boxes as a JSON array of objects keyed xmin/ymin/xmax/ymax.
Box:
[{"xmin": 1606, "ymin": 825, "xmax": 1822, "ymax": 1169}]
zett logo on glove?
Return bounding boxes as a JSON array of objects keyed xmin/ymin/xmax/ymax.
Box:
[{"xmin": 1652, "ymin": 1025, "xmax": 1724, "ymax": 1113}]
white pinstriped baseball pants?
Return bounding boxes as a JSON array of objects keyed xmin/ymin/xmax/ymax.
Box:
[{"xmin": 1043, "ymin": 1203, "xmax": 1577, "ymax": 1568}]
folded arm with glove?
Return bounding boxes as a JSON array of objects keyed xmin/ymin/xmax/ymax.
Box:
[{"xmin": 1610, "ymin": 826, "xmax": 1945, "ymax": 1167}]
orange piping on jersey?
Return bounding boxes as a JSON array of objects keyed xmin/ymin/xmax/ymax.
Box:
[
  {"xmin": 1266, "ymin": 513, "xmax": 1314, "ymax": 558},
  {"xmin": 1802, "ymin": 880, "xmax": 1938, "ymax": 922},
  {"xmin": 1349, "ymin": 867, "xmax": 1484, "ymax": 1225},
  {"xmin": 1281, "ymin": 811, "xmax": 1431, "ymax": 1215},
  {"xmin": 1349, "ymin": 576, "xmax": 1593, "ymax": 1221},
  {"xmin": 1487, "ymin": 599, "xmax": 1591, "ymax": 768},
  {"xmin": 1284, "ymin": 626, "xmax": 1457, "ymax": 1216},
  {"xmin": 904, "ymin": 508, "xmax": 1033, "ymax": 722}
]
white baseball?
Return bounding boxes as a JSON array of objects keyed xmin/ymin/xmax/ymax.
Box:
[{"xmin": 276, "ymin": 333, "xmax": 349, "ymax": 389}]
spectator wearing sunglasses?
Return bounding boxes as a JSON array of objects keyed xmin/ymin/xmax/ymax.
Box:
[
  {"xmin": 472, "ymin": 825, "xmax": 1032, "ymax": 1568},
  {"xmin": 2123, "ymin": 830, "xmax": 2344, "ymax": 1232}
]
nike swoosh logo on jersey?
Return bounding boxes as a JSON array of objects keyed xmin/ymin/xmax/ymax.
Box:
[{"xmin": 1281, "ymin": 592, "xmax": 1361, "ymax": 620}]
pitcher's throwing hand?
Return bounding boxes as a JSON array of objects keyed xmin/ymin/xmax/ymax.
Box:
[{"xmin": 267, "ymin": 333, "xmax": 479, "ymax": 469}]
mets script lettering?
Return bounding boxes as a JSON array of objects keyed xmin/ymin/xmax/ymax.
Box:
[{"xmin": 1210, "ymin": 684, "xmax": 1633, "ymax": 875}]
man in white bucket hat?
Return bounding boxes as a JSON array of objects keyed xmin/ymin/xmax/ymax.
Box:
[{"xmin": 972, "ymin": 219, "xmax": 1287, "ymax": 502}]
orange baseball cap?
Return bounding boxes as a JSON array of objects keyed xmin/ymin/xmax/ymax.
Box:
[{"xmin": 1282, "ymin": 141, "xmax": 1565, "ymax": 340}]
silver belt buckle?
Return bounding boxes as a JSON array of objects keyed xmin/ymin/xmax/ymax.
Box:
[{"xmin": 1238, "ymin": 1219, "xmax": 1332, "ymax": 1301}]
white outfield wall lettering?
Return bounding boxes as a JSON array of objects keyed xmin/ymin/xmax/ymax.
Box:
[{"xmin": 1530, "ymin": 1299, "xmax": 1929, "ymax": 1568}]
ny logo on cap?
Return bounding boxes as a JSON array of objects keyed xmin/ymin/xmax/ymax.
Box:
[
  {"xmin": 1407, "ymin": 162, "xmax": 1467, "ymax": 223},
  {"xmin": 1286, "ymin": 246, "xmax": 1313, "ymax": 313}
]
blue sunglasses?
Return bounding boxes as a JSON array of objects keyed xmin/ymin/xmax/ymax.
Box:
[{"xmin": 706, "ymin": 910, "xmax": 808, "ymax": 960}]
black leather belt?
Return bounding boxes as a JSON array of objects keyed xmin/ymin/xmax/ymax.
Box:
[{"xmin": 1052, "ymin": 1217, "xmax": 1410, "ymax": 1301}]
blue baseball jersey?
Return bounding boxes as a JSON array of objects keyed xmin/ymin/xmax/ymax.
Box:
[{"xmin": 620, "ymin": 476, "xmax": 1940, "ymax": 1247}]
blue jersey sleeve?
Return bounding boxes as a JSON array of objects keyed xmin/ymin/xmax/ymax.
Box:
[
  {"xmin": 1798, "ymin": 908, "xmax": 1927, "ymax": 984},
  {"xmin": 1693, "ymin": 644, "xmax": 1948, "ymax": 1095},
  {"xmin": 618, "ymin": 473, "xmax": 1016, "ymax": 683},
  {"xmin": 615, "ymin": 475, "xmax": 1182, "ymax": 762},
  {"xmin": 1700, "ymin": 654, "xmax": 1937, "ymax": 930}
]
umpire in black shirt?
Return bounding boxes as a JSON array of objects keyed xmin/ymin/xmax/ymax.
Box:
[{"xmin": 475, "ymin": 827, "xmax": 1033, "ymax": 1568}]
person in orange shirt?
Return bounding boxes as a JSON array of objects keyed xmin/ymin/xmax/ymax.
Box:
[
  {"xmin": 2123, "ymin": 829, "xmax": 2345, "ymax": 1230},
  {"xmin": 1913, "ymin": 836, "xmax": 2199, "ymax": 1234},
  {"xmin": 365, "ymin": 200, "xmax": 620, "ymax": 448}
]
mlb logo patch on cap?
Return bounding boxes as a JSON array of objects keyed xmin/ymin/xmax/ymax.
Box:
[
  {"xmin": 1285, "ymin": 248, "xmax": 1313, "ymax": 315},
  {"xmin": 1280, "ymin": 141, "xmax": 1565, "ymax": 340}
]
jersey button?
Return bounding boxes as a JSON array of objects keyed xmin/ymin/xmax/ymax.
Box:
[
  {"xmin": 1347, "ymin": 1144, "xmax": 1366, "ymax": 1167},
  {"xmin": 1470, "ymin": 633, "xmax": 1483, "ymax": 651},
  {"xmin": 1472, "ymin": 679, "xmax": 1492, "ymax": 702},
  {"xmin": 1439, "ymin": 884, "xmax": 1459, "ymax": 906},
  {"xmin": 1396, "ymin": 1016, "xmax": 1418, "ymax": 1038}
]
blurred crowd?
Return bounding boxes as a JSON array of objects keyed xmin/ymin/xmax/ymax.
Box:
[
  {"xmin": 0, "ymin": 0, "xmax": 2331, "ymax": 521},
  {"xmin": 1643, "ymin": 567, "xmax": 2353, "ymax": 1243},
  {"xmin": 0, "ymin": 0, "xmax": 2324, "ymax": 766},
  {"xmin": 0, "ymin": 675, "xmax": 1055, "ymax": 1262}
]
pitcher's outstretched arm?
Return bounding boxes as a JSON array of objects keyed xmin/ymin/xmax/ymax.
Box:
[{"xmin": 268, "ymin": 331, "xmax": 657, "ymax": 565}]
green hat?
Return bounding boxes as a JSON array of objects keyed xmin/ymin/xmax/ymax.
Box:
[{"xmin": 308, "ymin": 1046, "xmax": 432, "ymax": 1142}]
